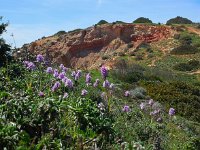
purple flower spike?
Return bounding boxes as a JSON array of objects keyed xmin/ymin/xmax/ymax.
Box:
[
  {"xmin": 46, "ymin": 67, "xmax": 53, "ymax": 74},
  {"xmin": 81, "ymin": 89, "xmax": 88, "ymax": 96},
  {"xmin": 122, "ymin": 105, "xmax": 130, "ymax": 112},
  {"xmin": 62, "ymin": 76, "xmax": 68, "ymax": 83},
  {"xmin": 62, "ymin": 67, "xmax": 68, "ymax": 72},
  {"xmin": 27, "ymin": 62, "xmax": 36, "ymax": 70},
  {"xmin": 36, "ymin": 54, "xmax": 44, "ymax": 62},
  {"xmin": 157, "ymin": 117, "xmax": 163, "ymax": 123},
  {"xmin": 124, "ymin": 91, "xmax": 130, "ymax": 97},
  {"xmin": 58, "ymin": 72, "xmax": 65, "ymax": 79},
  {"xmin": 65, "ymin": 79, "xmax": 73, "ymax": 88},
  {"xmin": 71, "ymin": 71, "xmax": 76, "ymax": 77},
  {"xmin": 39, "ymin": 91, "xmax": 45, "ymax": 97},
  {"xmin": 75, "ymin": 70, "xmax": 82, "ymax": 80},
  {"xmin": 53, "ymin": 69, "xmax": 59, "ymax": 78},
  {"xmin": 63, "ymin": 93, "xmax": 69, "ymax": 99},
  {"xmin": 140, "ymin": 103, "xmax": 145, "ymax": 110},
  {"xmin": 148, "ymin": 99, "xmax": 154, "ymax": 106},
  {"xmin": 85, "ymin": 73, "xmax": 91, "ymax": 84},
  {"xmin": 23, "ymin": 61, "xmax": 29, "ymax": 67},
  {"xmin": 101, "ymin": 66, "xmax": 108, "ymax": 79},
  {"xmin": 51, "ymin": 81, "xmax": 61, "ymax": 92},
  {"xmin": 59, "ymin": 64, "xmax": 64, "ymax": 70},
  {"xmin": 93, "ymin": 79, "xmax": 100, "ymax": 87},
  {"xmin": 103, "ymin": 80, "xmax": 110, "ymax": 88},
  {"xmin": 169, "ymin": 108, "xmax": 175, "ymax": 116}
]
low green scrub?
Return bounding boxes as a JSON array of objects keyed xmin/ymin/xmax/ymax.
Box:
[
  {"xmin": 170, "ymin": 44, "xmax": 199, "ymax": 55},
  {"xmin": 173, "ymin": 60, "xmax": 200, "ymax": 71},
  {"xmin": 141, "ymin": 81, "xmax": 200, "ymax": 123}
]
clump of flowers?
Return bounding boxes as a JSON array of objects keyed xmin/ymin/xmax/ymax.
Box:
[
  {"xmin": 27, "ymin": 62, "xmax": 36, "ymax": 70},
  {"xmin": 93, "ymin": 79, "xmax": 100, "ymax": 87},
  {"xmin": 124, "ymin": 91, "xmax": 130, "ymax": 97},
  {"xmin": 169, "ymin": 108, "xmax": 175, "ymax": 116},
  {"xmin": 65, "ymin": 79, "xmax": 73, "ymax": 89},
  {"xmin": 53, "ymin": 69, "xmax": 59, "ymax": 78},
  {"xmin": 122, "ymin": 105, "xmax": 131, "ymax": 112},
  {"xmin": 36, "ymin": 54, "xmax": 44, "ymax": 62},
  {"xmin": 51, "ymin": 81, "xmax": 61, "ymax": 92},
  {"xmin": 103, "ymin": 80, "xmax": 110, "ymax": 88},
  {"xmin": 81, "ymin": 89, "xmax": 88, "ymax": 96},
  {"xmin": 46, "ymin": 67, "xmax": 53, "ymax": 74},
  {"xmin": 101, "ymin": 66, "xmax": 108, "ymax": 79},
  {"xmin": 38, "ymin": 91, "xmax": 45, "ymax": 97},
  {"xmin": 85, "ymin": 73, "xmax": 91, "ymax": 84}
]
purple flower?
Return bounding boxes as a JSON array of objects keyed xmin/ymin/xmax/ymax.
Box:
[
  {"xmin": 63, "ymin": 93, "xmax": 69, "ymax": 99},
  {"xmin": 59, "ymin": 64, "xmax": 64, "ymax": 70},
  {"xmin": 39, "ymin": 91, "xmax": 45, "ymax": 97},
  {"xmin": 140, "ymin": 103, "xmax": 145, "ymax": 110},
  {"xmin": 62, "ymin": 67, "xmax": 68, "ymax": 72},
  {"xmin": 71, "ymin": 71, "xmax": 76, "ymax": 77},
  {"xmin": 93, "ymin": 79, "xmax": 100, "ymax": 87},
  {"xmin": 148, "ymin": 99, "xmax": 154, "ymax": 106},
  {"xmin": 51, "ymin": 81, "xmax": 61, "ymax": 92},
  {"xmin": 101, "ymin": 66, "xmax": 108, "ymax": 79},
  {"xmin": 122, "ymin": 105, "xmax": 131, "ymax": 112},
  {"xmin": 156, "ymin": 117, "xmax": 163, "ymax": 123},
  {"xmin": 85, "ymin": 73, "xmax": 91, "ymax": 84},
  {"xmin": 53, "ymin": 69, "xmax": 59, "ymax": 78},
  {"xmin": 150, "ymin": 110, "xmax": 160, "ymax": 116},
  {"xmin": 169, "ymin": 108, "xmax": 175, "ymax": 116},
  {"xmin": 27, "ymin": 62, "xmax": 36, "ymax": 70},
  {"xmin": 58, "ymin": 72, "xmax": 65, "ymax": 79},
  {"xmin": 103, "ymin": 80, "xmax": 110, "ymax": 88},
  {"xmin": 81, "ymin": 89, "xmax": 88, "ymax": 96},
  {"xmin": 62, "ymin": 76, "xmax": 68, "ymax": 83},
  {"xmin": 65, "ymin": 79, "xmax": 73, "ymax": 88},
  {"xmin": 75, "ymin": 70, "xmax": 82, "ymax": 80},
  {"xmin": 124, "ymin": 91, "xmax": 130, "ymax": 97},
  {"xmin": 23, "ymin": 61, "xmax": 29, "ymax": 67},
  {"xmin": 46, "ymin": 67, "xmax": 53, "ymax": 74},
  {"xmin": 109, "ymin": 83, "xmax": 114, "ymax": 90},
  {"xmin": 36, "ymin": 54, "xmax": 44, "ymax": 62}
]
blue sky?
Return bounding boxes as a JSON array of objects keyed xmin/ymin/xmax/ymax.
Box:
[{"xmin": 1, "ymin": 0, "xmax": 200, "ymax": 48}]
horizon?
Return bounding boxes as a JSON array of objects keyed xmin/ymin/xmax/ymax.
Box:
[{"xmin": 1, "ymin": 0, "xmax": 200, "ymax": 48}]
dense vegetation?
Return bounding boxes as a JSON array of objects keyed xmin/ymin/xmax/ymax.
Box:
[
  {"xmin": 133, "ymin": 17, "xmax": 153, "ymax": 24},
  {"xmin": 96, "ymin": 20, "xmax": 108, "ymax": 25},
  {"xmin": 0, "ymin": 17, "xmax": 12, "ymax": 67},
  {"xmin": 166, "ymin": 16, "xmax": 193, "ymax": 25}
]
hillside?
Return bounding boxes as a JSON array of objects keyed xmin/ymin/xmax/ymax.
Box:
[{"xmin": 16, "ymin": 23, "xmax": 175, "ymax": 69}]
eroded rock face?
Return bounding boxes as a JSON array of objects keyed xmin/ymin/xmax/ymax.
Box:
[{"xmin": 18, "ymin": 24, "xmax": 174, "ymax": 69}]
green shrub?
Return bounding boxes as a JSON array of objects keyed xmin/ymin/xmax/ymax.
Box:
[
  {"xmin": 133, "ymin": 17, "xmax": 153, "ymax": 24},
  {"xmin": 173, "ymin": 60, "xmax": 200, "ymax": 71},
  {"xmin": 96, "ymin": 20, "xmax": 108, "ymax": 25},
  {"xmin": 170, "ymin": 44, "xmax": 198, "ymax": 55},
  {"xmin": 166, "ymin": 16, "xmax": 193, "ymax": 25},
  {"xmin": 141, "ymin": 81, "xmax": 200, "ymax": 122}
]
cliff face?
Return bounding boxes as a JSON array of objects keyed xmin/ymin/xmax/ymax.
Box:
[{"xmin": 18, "ymin": 24, "xmax": 174, "ymax": 69}]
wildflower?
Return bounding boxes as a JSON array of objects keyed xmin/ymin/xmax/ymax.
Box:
[
  {"xmin": 93, "ymin": 79, "xmax": 100, "ymax": 87},
  {"xmin": 124, "ymin": 91, "xmax": 130, "ymax": 97},
  {"xmin": 100, "ymin": 66, "xmax": 108, "ymax": 79},
  {"xmin": 53, "ymin": 69, "xmax": 59, "ymax": 78},
  {"xmin": 27, "ymin": 62, "xmax": 36, "ymax": 70},
  {"xmin": 71, "ymin": 71, "xmax": 76, "ymax": 77},
  {"xmin": 59, "ymin": 64, "xmax": 64, "ymax": 70},
  {"xmin": 62, "ymin": 76, "xmax": 68, "ymax": 83},
  {"xmin": 75, "ymin": 70, "xmax": 81, "ymax": 80},
  {"xmin": 109, "ymin": 83, "xmax": 114, "ymax": 90},
  {"xmin": 51, "ymin": 81, "xmax": 61, "ymax": 92},
  {"xmin": 63, "ymin": 93, "xmax": 69, "ymax": 99},
  {"xmin": 122, "ymin": 105, "xmax": 130, "ymax": 112},
  {"xmin": 148, "ymin": 99, "xmax": 154, "ymax": 106},
  {"xmin": 36, "ymin": 54, "xmax": 44, "ymax": 62},
  {"xmin": 156, "ymin": 117, "xmax": 163, "ymax": 123},
  {"xmin": 169, "ymin": 108, "xmax": 175, "ymax": 116},
  {"xmin": 23, "ymin": 61, "xmax": 29, "ymax": 67},
  {"xmin": 140, "ymin": 103, "xmax": 145, "ymax": 110},
  {"xmin": 98, "ymin": 102, "xmax": 105, "ymax": 111},
  {"xmin": 85, "ymin": 73, "xmax": 91, "ymax": 84},
  {"xmin": 46, "ymin": 67, "xmax": 53, "ymax": 74},
  {"xmin": 39, "ymin": 91, "xmax": 45, "ymax": 97},
  {"xmin": 103, "ymin": 80, "xmax": 110, "ymax": 88},
  {"xmin": 62, "ymin": 67, "xmax": 68, "ymax": 72},
  {"xmin": 81, "ymin": 89, "xmax": 88, "ymax": 96},
  {"xmin": 58, "ymin": 72, "xmax": 65, "ymax": 79},
  {"xmin": 65, "ymin": 79, "xmax": 73, "ymax": 88}
]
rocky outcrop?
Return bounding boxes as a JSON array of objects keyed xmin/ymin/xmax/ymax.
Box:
[{"xmin": 17, "ymin": 24, "xmax": 174, "ymax": 69}]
